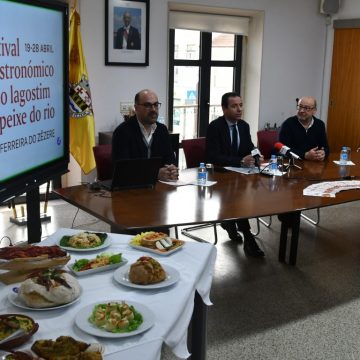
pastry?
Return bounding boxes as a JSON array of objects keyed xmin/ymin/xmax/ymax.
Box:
[{"xmin": 128, "ymin": 256, "xmax": 166, "ymax": 285}]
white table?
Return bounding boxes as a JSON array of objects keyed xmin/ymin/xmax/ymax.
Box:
[{"xmin": 0, "ymin": 228, "xmax": 216, "ymax": 359}]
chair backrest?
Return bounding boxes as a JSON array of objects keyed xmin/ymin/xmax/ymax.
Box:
[
  {"xmin": 182, "ymin": 137, "xmax": 206, "ymax": 168},
  {"xmin": 257, "ymin": 130, "xmax": 279, "ymax": 160},
  {"xmin": 93, "ymin": 144, "xmax": 113, "ymax": 181}
]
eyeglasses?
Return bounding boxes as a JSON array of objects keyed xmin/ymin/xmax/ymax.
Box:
[
  {"xmin": 297, "ymin": 104, "xmax": 315, "ymax": 111},
  {"xmin": 136, "ymin": 102, "xmax": 162, "ymax": 110}
]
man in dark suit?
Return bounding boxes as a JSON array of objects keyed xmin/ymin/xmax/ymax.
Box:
[
  {"xmin": 115, "ymin": 11, "xmax": 141, "ymax": 50},
  {"xmin": 205, "ymin": 92, "xmax": 265, "ymax": 257}
]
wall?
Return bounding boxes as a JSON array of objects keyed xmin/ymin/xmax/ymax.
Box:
[
  {"xmin": 80, "ymin": 0, "xmax": 325, "ymax": 131},
  {"xmin": 73, "ymin": 0, "xmax": 357, "ymax": 183}
]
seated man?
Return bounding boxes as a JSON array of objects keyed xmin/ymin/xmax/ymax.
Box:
[
  {"xmin": 279, "ymin": 96, "xmax": 329, "ymax": 161},
  {"xmin": 205, "ymin": 92, "xmax": 265, "ymax": 257},
  {"xmin": 112, "ymin": 89, "xmax": 178, "ymax": 181}
]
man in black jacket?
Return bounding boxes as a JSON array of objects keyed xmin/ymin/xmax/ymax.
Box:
[
  {"xmin": 112, "ymin": 89, "xmax": 178, "ymax": 181},
  {"xmin": 279, "ymin": 96, "xmax": 329, "ymax": 161},
  {"xmin": 115, "ymin": 11, "xmax": 141, "ymax": 50},
  {"xmin": 205, "ymin": 92, "xmax": 265, "ymax": 257}
]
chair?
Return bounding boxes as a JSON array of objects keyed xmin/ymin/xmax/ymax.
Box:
[
  {"xmin": 181, "ymin": 138, "xmax": 219, "ymax": 244},
  {"xmin": 93, "ymin": 144, "xmax": 113, "ymax": 181},
  {"xmin": 182, "ymin": 137, "xmax": 207, "ymax": 168},
  {"xmin": 255, "ymin": 130, "xmax": 280, "ymax": 233},
  {"xmin": 257, "ymin": 129, "xmax": 279, "ymax": 159}
]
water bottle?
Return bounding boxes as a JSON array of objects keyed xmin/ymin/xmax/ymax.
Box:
[
  {"xmin": 339, "ymin": 146, "xmax": 348, "ymax": 165},
  {"xmin": 197, "ymin": 162, "xmax": 207, "ymax": 185},
  {"xmin": 270, "ymin": 155, "xmax": 277, "ymax": 172}
]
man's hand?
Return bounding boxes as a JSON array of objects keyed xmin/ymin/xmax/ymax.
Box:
[
  {"xmin": 158, "ymin": 164, "xmax": 179, "ymax": 181},
  {"xmin": 241, "ymin": 154, "xmax": 256, "ymax": 167},
  {"xmin": 305, "ymin": 147, "xmax": 325, "ymax": 161}
]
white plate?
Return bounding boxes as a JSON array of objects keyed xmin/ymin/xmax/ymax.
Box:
[
  {"xmin": 7, "ymin": 286, "xmax": 82, "ymax": 311},
  {"xmin": 75, "ymin": 300, "xmax": 155, "ymax": 338},
  {"xmin": 67, "ymin": 258, "xmax": 128, "ymax": 277},
  {"xmin": 129, "ymin": 239, "xmax": 185, "ymax": 256},
  {"xmin": 59, "ymin": 238, "xmax": 111, "ymax": 252},
  {"xmin": 113, "ymin": 264, "xmax": 180, "ymax": 289}
]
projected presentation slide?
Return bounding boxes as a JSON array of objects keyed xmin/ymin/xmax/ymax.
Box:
[{"xmin": 0, "ymin": 1, "xmax": 65, "ymax": 182}]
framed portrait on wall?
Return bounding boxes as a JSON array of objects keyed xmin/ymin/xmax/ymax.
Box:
[{"xmin": 105, "ymin": 0, "xmax": 149, "ymax": 66}]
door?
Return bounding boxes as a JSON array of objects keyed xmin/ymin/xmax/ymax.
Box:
[{"xmin": 327, "ymin": 28, "xmax": 360, "ymax": 152}]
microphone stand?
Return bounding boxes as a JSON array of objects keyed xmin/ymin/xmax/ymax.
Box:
[{"xmin": 284, "ymin": 157, "xmax": 302, "ymax": 172}]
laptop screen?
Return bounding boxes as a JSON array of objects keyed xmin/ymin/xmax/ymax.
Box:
[{"xmin": 100, "ymin": 157, "xmax": 162, "ymax": 190}]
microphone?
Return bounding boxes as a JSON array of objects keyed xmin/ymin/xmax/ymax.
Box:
[
  {"xmin": 251, "ymin": 147, "xmax": 262, "ymax": 169},
  {"xmin": 274, "ymin": 142, "xmax": 301, "ymax": 160}
]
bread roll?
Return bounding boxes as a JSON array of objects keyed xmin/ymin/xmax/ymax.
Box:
[
  {"xmin": 18, "ymin": 271, "xmax": 81, "ymax": 308},
  {"xmin": 128, "ymin": 256, "xmax": 166, "ymax": 285}
]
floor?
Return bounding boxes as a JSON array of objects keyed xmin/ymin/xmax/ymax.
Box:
[{"xmin": 1, "ymin": 199, "xmax": 360, "ymax": 359}]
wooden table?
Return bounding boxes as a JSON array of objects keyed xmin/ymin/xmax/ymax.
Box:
[{"xmin": 55, "ymin": 153, "xmax": 360, "ymax": 265}]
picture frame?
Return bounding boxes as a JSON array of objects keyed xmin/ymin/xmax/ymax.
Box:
[{"xmin": 105, "ymin": 0, "xmax": 149, "ymax": 66}]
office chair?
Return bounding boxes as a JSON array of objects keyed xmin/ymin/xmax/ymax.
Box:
[
  {"xmin": 93, "ymin": 144, "xmax": 113, "ymax": 181},
  {"xmin": 255, "ymin": 129, "xmax": 280, "ymax": 233},
  {"xmin": 181, "ymin": 138, "xmax": 219, "ymax": 244}
]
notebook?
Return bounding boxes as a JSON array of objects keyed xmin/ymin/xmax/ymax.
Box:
[{"xmin": 99, "ymin": 157, "xmax": 162, "ymax": 191}]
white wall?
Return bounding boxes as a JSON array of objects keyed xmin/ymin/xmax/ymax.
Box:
[{"xmin": 80, "ymin": 0, "xmax": 325, "ymax": 131}]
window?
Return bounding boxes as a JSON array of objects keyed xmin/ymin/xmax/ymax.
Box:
[{"xmin": 168, "ymin": 29, "xmax": 244, "ymax": 140}]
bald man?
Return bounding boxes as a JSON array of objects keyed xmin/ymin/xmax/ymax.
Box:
[
  {"xmin": 112, "ymin": 89, "xmax": 178, "ymax": 181},
  {"xmin": 279, "ymin": 96, "xmax": 329, "ymax": 161}
]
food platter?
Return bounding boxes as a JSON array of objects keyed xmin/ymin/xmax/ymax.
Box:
[
  {"xmin": 0, "ymin": 314, "xmax": 39, "ymax": 350},
  {"xmin": 129, "ymin": 239, "xmax": 185, "ymax": 256},
  {"xmin": 7, "ymin": 286, "xmax": 82, "ymax": 311},
  {"xmin": 58, "ymin": 235, "xmax": 111, "ymax": 252},
  {"xmin": 113, "ymin": 264, "xmax": 180, "ymax": 289},
  {"xmin": 75, "ymin": 300, "xmax": 155, "ymax": 338},
  {"xmin": 67, "ymin": 257, "xmax": 128, "ymax": 277}
]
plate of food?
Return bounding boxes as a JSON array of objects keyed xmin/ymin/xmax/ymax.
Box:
[
  {"xmin": 67, "ymin": 253, "xmax": 128, "ymax": 276},
  {"xmin": 0, "ymin": 314, "xmax": 39, "ymax": 351},
  {"xmin": 58, "ymin": 232, "xmax": 110, "ymax": 252},
  {"xmin": 129, "ymin": 231, "xmax": 185, "ymax": 256},
  {"xmin": 8, "ymin": 269, "xmax": 82, "ymax": 311},
  {"xmin": 30, "ymin": 336, "xmax": 104, "ymax": 359},
  {"xmin": 113, "ymin": 256, "xmax": 180, "ymax": 289},
  {"xmin": 75, "ymin": 300, "xmax": 154, "ymax": 338},
  {"xmin": 0, "ymin": 245, "xmax": 70, "ymax": 285}
]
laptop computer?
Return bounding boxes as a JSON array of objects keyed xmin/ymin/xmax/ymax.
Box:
[{"xmin": 99, "ymin": 157, "xmax": 162, "ymax": 191}]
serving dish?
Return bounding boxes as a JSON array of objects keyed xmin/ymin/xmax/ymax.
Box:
[
  {"xmin": 129, "ymin": 239, "xmax": 185, "ymax": 256},
  {"xmin": 7, "ymin": 286, "xmax": 82, "ymax": 311},
  {"xmin": 0, "ymin": 314, "xmax": 39, "ymax": 351},
  {"xmin": 58, "ymin": 232, "xmax": 110, "ymax": 252},
  {"xmin": 67, "ymin": 257, "xmax": 128, "ymax": 277},
  {"xmin": 75, "ymin": 300, "xmax": 154, "ymax": 338},
  {"xmin": 113, "ymin": 264, "xmax": 180, "ymax": 289}
]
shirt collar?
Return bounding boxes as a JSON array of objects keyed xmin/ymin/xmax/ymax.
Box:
[
  {"xmin": 225, "ymin": 118, "xmax": 237, "ymax": 128},
  {"xmin": 137, "ymin": 119, "xmax": 157, "ymax": 138},
  {"xmin": 297, "ymin": 116, "xmax": 314, "ymax": 130}
]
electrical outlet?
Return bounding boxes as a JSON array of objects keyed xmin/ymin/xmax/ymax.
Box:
[{"xmin": 120, "ymin": 102, "xmax": 133, "ymax": 115}]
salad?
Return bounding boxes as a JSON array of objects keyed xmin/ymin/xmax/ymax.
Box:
[
  {"xmin": 71, "ymin": 253, "xmax": 122, "ymax": 272},
  {"xmin": 89, "ymin": 302, "xmax": 143, "ymax": 333}
]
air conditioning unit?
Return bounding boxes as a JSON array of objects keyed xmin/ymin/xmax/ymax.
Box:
[{"xmin": 320, "ymin": 0, "xmax": 340, "ymax": 15}]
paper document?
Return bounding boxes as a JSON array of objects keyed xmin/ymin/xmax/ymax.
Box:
[
  {"xmin": 303, "ymin": 180, "xmax": 360, "ymax": 197},
  {"xmin": 333, "ymin": 160, "xmax": 355, "ymax": 166}
]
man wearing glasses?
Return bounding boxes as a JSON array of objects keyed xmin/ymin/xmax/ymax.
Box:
[
  {"xmin": 279, "ymin": 96, "xmax": 329, "ymax": 161},
  {"xmin": 112, "ymin": 89, "xmax": 178, "ymax": 181}
]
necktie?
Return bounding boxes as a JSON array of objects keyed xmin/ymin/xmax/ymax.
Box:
[
  {"xmin": 231, "ymin": 124, "xmax": 238, "ymax": 155},
  {"xmin": 124, "ymin": 29, "xmax": 128, "ymax": 40}
]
